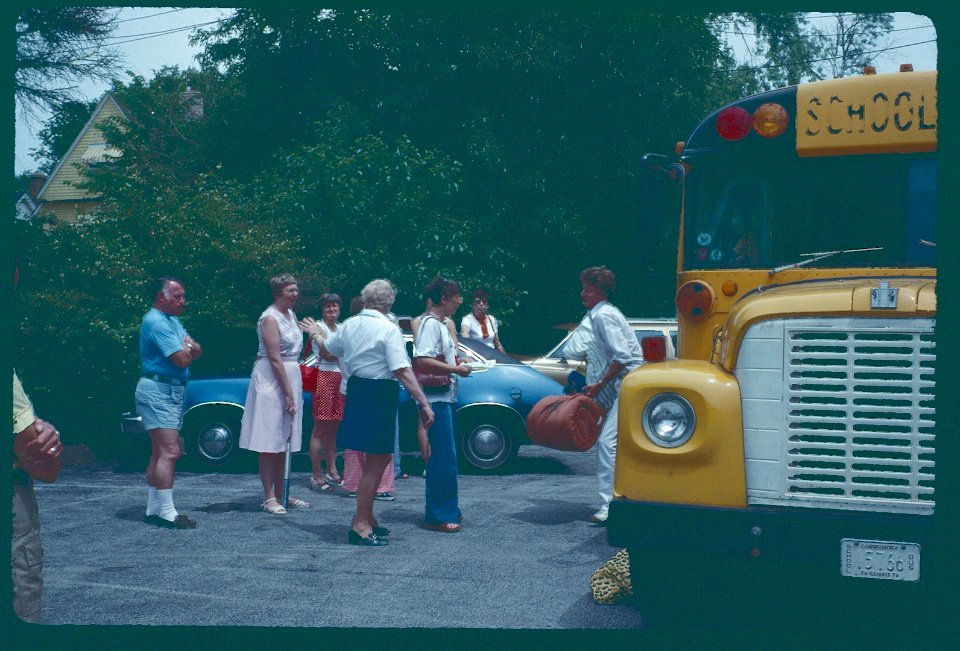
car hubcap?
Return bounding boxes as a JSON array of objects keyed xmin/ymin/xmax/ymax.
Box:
[
  {"xmin": 198, "ymin": 424, "xmax": 234, "ymax": 462},
  {"xmin": 465, "ymin": 424, "xmax": 507, "ymax": 467}
]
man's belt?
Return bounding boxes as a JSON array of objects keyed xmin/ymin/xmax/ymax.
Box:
[{"xmin": 142, "ymin": 374, "xmax": 188, "ymax": 387}]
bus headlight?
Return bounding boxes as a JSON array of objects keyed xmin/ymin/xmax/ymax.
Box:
[{"xmin": 641, "ymin": 393, "xmax": 696, "ymax": 448}]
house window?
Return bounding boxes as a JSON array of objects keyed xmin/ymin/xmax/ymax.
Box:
[{"xmin": 80, "ymin": 143, "xmax": 122, "ymax": 165}]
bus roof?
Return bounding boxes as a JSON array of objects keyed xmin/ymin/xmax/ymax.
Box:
[{"xmin": 682, "ymin": 70, "xmax": 937, "ymax": 159}]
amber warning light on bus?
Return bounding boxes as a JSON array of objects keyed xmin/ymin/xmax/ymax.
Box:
[{"xmin": 716, "ymin": 103, "xmax": 789, "ymax": 141}]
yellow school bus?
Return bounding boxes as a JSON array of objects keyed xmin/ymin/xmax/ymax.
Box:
[{"xmin": 608, "ymin": 69, "xmax": 937, "ymax": 627}]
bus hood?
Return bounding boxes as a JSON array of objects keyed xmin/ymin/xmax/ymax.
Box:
[{"xmin": 718, "ymin": 276, "xmax": 936, "ymax": 371}]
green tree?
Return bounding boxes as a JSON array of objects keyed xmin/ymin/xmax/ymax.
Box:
[
  {"xmin": 15, "ymin": 7, "xmax": 122, "ymax": 118},
  {"xmin": 194, "ymin": 8, "xmax": 751, "ymax": 347},
  {"xmin": 813, "ymin": 13, "xmax": 895, "ymax": 79}
]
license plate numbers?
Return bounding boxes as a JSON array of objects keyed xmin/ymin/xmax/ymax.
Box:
[{"xmin": 841, "ymin": 539, "xmax": 920, "ymax": 582}]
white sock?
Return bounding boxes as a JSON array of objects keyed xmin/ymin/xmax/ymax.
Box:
[
  {"xmin": 146, "ymin": 486, "xmax": 160, "ymax": 516},
  {"xmin": 156, "ymin": 488, "xmax": 179, "ymax": 521}
]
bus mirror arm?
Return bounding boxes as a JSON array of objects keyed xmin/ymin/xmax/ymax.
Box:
[
  {"xmin": 768, "ymin": 247, "xmax": 884, "ymax": 276},
  {"xmin": 640, "ymin": 154, "xmax": 685, "ymax": 187}
]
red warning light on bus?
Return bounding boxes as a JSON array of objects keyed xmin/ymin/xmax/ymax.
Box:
[{"xmin": 716, "ymin": 106, "xmax": 752, "ymax": 141}]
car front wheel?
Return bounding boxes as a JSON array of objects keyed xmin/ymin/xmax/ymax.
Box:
[{"xmin": 457, "ymin": 412, "xmax": 516, "ymax": 473}]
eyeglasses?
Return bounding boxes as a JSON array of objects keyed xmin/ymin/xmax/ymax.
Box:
[{"xmin": 472, "ymin": 299, "xmax": 488, "ymax": 305}]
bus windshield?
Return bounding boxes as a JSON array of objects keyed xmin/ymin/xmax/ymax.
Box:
[{"xmin": 682, "ymin": 153, "xmax": 937, "ymax": 271}]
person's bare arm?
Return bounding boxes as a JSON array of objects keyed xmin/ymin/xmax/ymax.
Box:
[
  {"xmin": 169, "ymin": 335, "xmax": 202, "ymax": 368},
  {"xmin": 13, "ymin": 418, "xmax": 62, "ymax": 483},
  {"xmin": 413, "ymin": 355, "xmax": 471, "ymax": 377},
  {"xmin": 393, "ymin": 367, "xmax": 435, "ymax": 428},
  {"xmin": 583, "ymin": 360, "xmax": 625, "ymax": 399},
  {"xmin": 262, "ymin": 316, "xmax": 297, "ymax": 415}
]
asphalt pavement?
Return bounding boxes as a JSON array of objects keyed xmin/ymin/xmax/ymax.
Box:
[{"xmin": 34, "ymin": 444, "xmax": 644, "ymax": 630}]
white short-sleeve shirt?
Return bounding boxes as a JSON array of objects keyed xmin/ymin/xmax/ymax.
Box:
[
  {"xmin": 323, "ymin": 309, "xmax": 410, "ymax": 381},
  {"xmin": 414, "ymin": 314, "xmax": 458, "ymax": 403},
  {"xmin": 461, "ymin": 312, "xmax": 498, "ymax": 347}
]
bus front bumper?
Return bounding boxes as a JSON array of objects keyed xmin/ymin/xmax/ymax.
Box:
[{"xmin": 606, "ymin": 498, "xmax": 937, "ymax": 626}]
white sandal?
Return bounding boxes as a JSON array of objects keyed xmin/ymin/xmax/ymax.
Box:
[
  {"xmin": 287, "ymin": 497, "xmax": 310, "ymax": 509},
  {"xmin": 262, "ymin": 498, "xmax": 287, "ymax": 515}
]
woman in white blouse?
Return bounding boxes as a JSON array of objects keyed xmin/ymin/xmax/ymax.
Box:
[{"xmin": 460, "ymin": 288, "xmax": 505, "ymax": 352}]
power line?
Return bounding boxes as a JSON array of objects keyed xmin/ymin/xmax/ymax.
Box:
[
  {"xmin": 115, "ymin": 8, "xmax": 188, "ymax": 24},
  {"xmin": 105, "ymin": 20, "xmax": 223, "ymax": 46},
  {"xmin": 728, "ymin": 37, "xmax": 937, "ymax": 74},
  {"xmin": 717, "ymin": 23, "xmax": 935, "ymax": 37}
]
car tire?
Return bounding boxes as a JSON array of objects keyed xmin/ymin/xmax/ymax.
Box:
[
  {"xmin": 182, "ymin": 405, "xmax": 248, "ymax": 471},
  {"xmin": 456, "ymin": 411, "xmax": 516, "ymax": 473}
]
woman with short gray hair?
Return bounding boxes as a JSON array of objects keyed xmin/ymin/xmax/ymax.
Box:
[
  {"xmin": 301, "ymin": 279, "xmax": 434, "ymax": 546},
  {"xmin": 360, "ymin": 279, "xmax": 396, "ymax": 311}
]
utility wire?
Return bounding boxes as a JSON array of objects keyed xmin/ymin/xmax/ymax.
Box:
[
  {"xmin": 115, "ymin": 8, "xmax": 188, "ymax": 24},
  {"xmin": 717, "ymin": 23, "xmax": 934, "ymax": 37},
  {"xmin": 106, "ymin": 20, "xmax": 224, "ymax": 46},
  {"xmin": 728, "ymin": 37, "xmax": 937, "ymax": 73}
]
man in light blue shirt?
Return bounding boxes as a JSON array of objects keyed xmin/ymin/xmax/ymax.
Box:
[{"xmin": 135, "ymin": 276, "xmax": 202, "ymax": 529}]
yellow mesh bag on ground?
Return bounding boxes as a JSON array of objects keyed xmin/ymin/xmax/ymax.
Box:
[{"xmin": 590, "ymin": 548, "xmax": 633, "ymax": 604}]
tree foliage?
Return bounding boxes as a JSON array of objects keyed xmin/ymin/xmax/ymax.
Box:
[
  {"xmin": 814, "ymin": 13, "xmax": 895, "ymax": 79},
  {"xmin": 193, "ymin": 8, "xmax": 750, "ymax": 328},
  {"xmin": 722, "ymin": 12, "xmax": 895, "ymax": 89},
  {"xmin": 15, "ymin": 7, "xmax": 122, "ymax": 118}
]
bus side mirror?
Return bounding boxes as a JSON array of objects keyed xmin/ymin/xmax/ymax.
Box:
[{"xmin": 641, "ymin": 154, "xmax": 685, "ymax": 187}]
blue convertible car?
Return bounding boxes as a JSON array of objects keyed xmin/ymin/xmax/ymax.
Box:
[{"xmin": 122, "ymin": 336, "xmax": 563, "ymax": 473}]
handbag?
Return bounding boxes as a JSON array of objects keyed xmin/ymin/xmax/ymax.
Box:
[
  {"xmin": 413, "ymin": 315, "xmax": 452, "ymax": 393},
  {"xmin": 525, "ymin": 393, "xmax": 604, "ymax": 452},
  {"xmin": 300, "ymin": 339, "xmax": 318, "ymax": 393},
  {"xmin": 413, "ymin": 354, "xmax": 451, "ymax": 393}
]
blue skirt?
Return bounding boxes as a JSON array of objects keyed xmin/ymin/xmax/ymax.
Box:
[{"xmin": 337, "ymin": 376, "xmax": 399, "ymax": 454}]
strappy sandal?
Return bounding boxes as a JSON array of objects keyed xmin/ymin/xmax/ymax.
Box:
[
  {"xmin": 287, "ymin": 497, "xmax": 310, "ymax": 509},
  {"xmin": 322, "ymin": 470, "xmax": 343, "ymax": 486},
  {"xmin": 309, "ymin": 477, "xmax": 335, "ymax": 492},
  {"xmin": 262, "ymin": 498, "xmax": 287, "ymax": 515}
]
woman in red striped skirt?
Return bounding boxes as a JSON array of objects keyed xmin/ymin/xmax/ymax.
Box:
[{"xmin": 307, "ymin": 293, "xmax": 346, "ymax": 491}]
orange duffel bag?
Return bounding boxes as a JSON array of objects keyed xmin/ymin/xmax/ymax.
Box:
[{"xmin": 525, "ymin": 394, "xmax": 605, "ymax": 452}]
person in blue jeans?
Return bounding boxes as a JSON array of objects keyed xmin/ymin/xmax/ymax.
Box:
[{"xmin": 413, "ymin": 276, "xmax": 471, "ymax": 532}]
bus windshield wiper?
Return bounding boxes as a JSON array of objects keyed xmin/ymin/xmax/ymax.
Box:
[{"xmin": 769, "ymin": 247, "xmax": 883, "ymax": 276}]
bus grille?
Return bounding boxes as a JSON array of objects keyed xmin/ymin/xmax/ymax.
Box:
[{"xmin": 737, "ymin": 318, "xmax": 935, "ymax": 514}]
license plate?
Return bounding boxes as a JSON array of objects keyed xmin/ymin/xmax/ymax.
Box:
[{"xmin": 841, "ymin": 539, "xmax": 920, "ymax": 582}]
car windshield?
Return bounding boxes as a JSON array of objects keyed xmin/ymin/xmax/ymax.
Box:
[{"xmin": 459, "ymin": 337, "xmax": 524, "ymax": 364}]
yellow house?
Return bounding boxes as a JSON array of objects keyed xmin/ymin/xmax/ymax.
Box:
[{"xmin": 34, "ymin": 93, "xmax": 126, "ymax": 223}]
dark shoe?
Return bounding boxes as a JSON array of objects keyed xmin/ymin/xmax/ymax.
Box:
[
  {"xmin": 375, "ymin": 492, "xmax": 395, "ymax": 501},
  {"xmin": 372, "ymin": 525, "xmax": 390, "ymax": 537},
  {"xmin": 348, "ymin": 529, "xmax": 389, "ymax": 546},
  {"xmin": 149, "ymin": 514, "xmax": 197, "ymax": 529},
  {"xmin": 425, "ymin": 522, "xmax": 461, "ymax": 533},
  {"xmin": 347, "ymin": 491, "xmax": 357, "ymax": 498}
]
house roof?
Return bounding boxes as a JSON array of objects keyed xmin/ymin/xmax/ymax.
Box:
[{"xmin": 35, "ymin": 93, "xmax": 127, "ymax": 204}]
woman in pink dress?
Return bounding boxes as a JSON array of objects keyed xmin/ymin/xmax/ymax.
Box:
[{"xmin": 239, "ymin": 274, "xmax": 310, "ymax": 515}]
